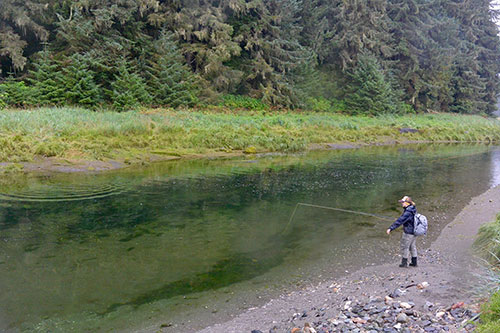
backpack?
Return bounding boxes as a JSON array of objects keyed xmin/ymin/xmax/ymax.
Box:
[{"xmin": 414, "ymin": 213, "xmax": 428, "ymax": 236}]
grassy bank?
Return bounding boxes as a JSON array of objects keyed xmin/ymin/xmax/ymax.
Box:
[
  {"xmin": 1, "ymin": 107, "xmax": 500, "ymax": 167},
  {"xmin": 474, "ymin": 214, "xmax": 500, "ymax": 332}
]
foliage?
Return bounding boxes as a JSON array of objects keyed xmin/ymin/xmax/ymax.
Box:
[
  {"xmin": 62, "ymin": 53, "xmax": 102, "ymax": 107},
  {"xmin": 0, "ymin": 77, "xmax": 34, "ymax": 106},
  {"xmin": 474, "ymin": 214, "xmax": 500, "ymax": 332},
  {"xmin": 109, "ymin": 61, "xmax": 151, "ymax": 111},
  {"xmin": 478, "ymin": 290, "xmax": 500, "ymax": 332},
  {"xmin": 343, "ymin": 53, "xmax": 400, "ymax": 115},
  {"xmin": 305, "ymin": 97, "xmax": 333, "ymax": 112},
  {"xmin": 146, "ymin": 31, "xmax": 198, "ymax": 107},
  {"xmin": 28, "ymin": 50, "xmax": 66, "ymax": 106},
  {"xmin": 0, "ymin": 0, "xmax": 499, "ymax": 113},
  {"xmin": 220, "ymin": 95, "xmax": 269, "ymax": 111}
]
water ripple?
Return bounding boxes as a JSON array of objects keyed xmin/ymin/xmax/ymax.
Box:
[{"xmin": 0, "ymin": 184, "xmax": 126, "ymax": 202}]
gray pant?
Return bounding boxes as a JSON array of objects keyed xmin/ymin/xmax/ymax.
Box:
[{"xmin": 400, "ymin": 233, "xmax": 417, "ymax": 259}]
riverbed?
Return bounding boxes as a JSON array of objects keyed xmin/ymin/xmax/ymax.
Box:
[{"xmin": 0, "ymin": 144, "xmax": 499, "ymax": 332}]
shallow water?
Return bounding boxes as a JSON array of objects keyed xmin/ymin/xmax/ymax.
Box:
[{"xmin": 0, "ymin": 144, "xmax": 499, "ymax": 332}]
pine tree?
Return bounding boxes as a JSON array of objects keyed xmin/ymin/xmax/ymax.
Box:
[
  {"xmin": 343, "ymin": 53, "xmax": 400, "ymax": 115},
  {"xmin": 109, "ymin": 60, "xmax": 151, "ymax": 111},
  {"xmin": 29, "ymin": 49, "xmax": 66, "ymax": 106},
  {"xmin": 146, "ymin": 31, "xmax": 198, "ymax": 107},
  {"xmin": 62, "ymin": 53, "xmax": 101, "ymax": 107}
]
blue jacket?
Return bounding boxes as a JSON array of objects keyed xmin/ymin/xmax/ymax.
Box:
[{"xmin": 389, "ymin": 205, "xmax": 416, "ymax": 234}]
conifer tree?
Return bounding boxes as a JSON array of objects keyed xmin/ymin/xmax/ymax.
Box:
[
  {"xmin": 62, "ymin": 53, "xmax": 101, "ymax": 107},
  {"xmin": 29, "ymin": 49, "xmax": 66, "ymax": 106},
  {"xmin": 109, "ymin": 60, "xmax": 151, "ymax": 111},
  {"xmin": 146, "ymin": 31, "xmax": 198, "ymax": 107},
  {"xmin": 343, "ymin": 53, "xmax": 399, "ymax": 115}
]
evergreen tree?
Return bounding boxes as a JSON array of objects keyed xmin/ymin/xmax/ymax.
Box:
[
  {"xmin": 109, "ymin": 60, "xmax": 151, "ymax": 111},
  {"xmin": 146, "ymin": 31, "xmax": 198, "ymax": 107},
  {"xmin": 343, "ymin": 53, "xmax": 400, "ymax": 115},
  {"xmin": 28, "ymin": 49, "xmax": 66, "ymax": 106},
  {"xmin": 62, "ymin": 53, "xmax": 102, "ymax": 107}
]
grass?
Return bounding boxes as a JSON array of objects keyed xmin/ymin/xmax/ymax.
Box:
[
  {"xmin": 474, "ymin": 214, "xmax": 500, "ymax": 332},
  {"xmin": 1, "ymin": 107, "xmax": 500, "ymax": 165}
]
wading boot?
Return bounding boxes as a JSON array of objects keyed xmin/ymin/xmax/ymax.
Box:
[
  {"xmin": 399, "ymin": 258, "xmax": 408, "ymax": 268},
  {"xmin": 409, "ymin": 257, "xmax": 417, "ymax": 267}
]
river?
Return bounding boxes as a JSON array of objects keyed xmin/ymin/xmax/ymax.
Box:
[{"xmin": 0, "ymin": 144, "xmax": 499, "ymax": 332}]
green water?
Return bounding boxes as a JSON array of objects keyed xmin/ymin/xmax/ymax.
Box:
[{"xmin": 0, "ymin": 144, "xmax": 499, "ymax": 332}]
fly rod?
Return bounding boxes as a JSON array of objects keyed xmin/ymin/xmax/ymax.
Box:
[{"xmin": 282, "ymin": 202, "xmax": 395, "ymax": 234}]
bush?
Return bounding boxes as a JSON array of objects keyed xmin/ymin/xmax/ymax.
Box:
[
  {"xmin": 220, "ymin": 94, "xmax": 269, "ymax": 110},
  {"xmin": 305, "ymin": 97, "xmax": 333, "ymax": 112},
  {"xmin": 0, "ymin": 78, "xmax": 34, "ymax": 107},
  {"xmin": 0, "ymin": 93, "xmax": 6, "ymax": 109}
]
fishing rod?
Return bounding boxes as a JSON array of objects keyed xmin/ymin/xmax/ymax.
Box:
[{"xmin": 282, "ymin": 202, "xmax": 395, "ymax": 234}]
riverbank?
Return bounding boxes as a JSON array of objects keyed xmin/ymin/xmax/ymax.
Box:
[
  {"xmin": 1, "ymin": 107, "xmax": 500, "ymax": 173},
  {"xmin": 194, "ymin": 185, "xmax": 500, "ymax": 332}
]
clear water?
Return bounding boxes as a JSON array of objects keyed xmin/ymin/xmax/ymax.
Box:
[{"xmin": 0, "ymin": 144, "xmax": 499, "ymax": 332}]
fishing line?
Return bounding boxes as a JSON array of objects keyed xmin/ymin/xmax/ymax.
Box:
[{"xmin": 282, "ymin": 202, "xmax": 394, "ymax": 234}]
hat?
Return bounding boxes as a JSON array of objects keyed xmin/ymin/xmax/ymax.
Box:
[{"xmin": 398, "ymin": 195, "xmax": 413, "ymax": 203}]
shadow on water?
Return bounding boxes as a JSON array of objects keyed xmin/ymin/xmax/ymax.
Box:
[{"xmin": 0, "ymin": 144, "xmax": 498, "ymax": 331}]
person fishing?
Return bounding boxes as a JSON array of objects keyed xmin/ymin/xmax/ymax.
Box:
[{"xmin": 386, "ymin": 196, "xmax": 418, "ymax": 268}]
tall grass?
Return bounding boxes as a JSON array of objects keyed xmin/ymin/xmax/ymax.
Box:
[
  {"xmin": 1, "ymin": 107, "xmax": 500, "ymax": 163},
  {"xmin": 474, "ymin": 214, "xmax": 500, "ymax": 332}
]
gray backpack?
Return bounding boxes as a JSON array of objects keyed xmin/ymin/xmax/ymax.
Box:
[{"xmin": 414, "ymin": 213, "xmax": 428, "ymax": 236}]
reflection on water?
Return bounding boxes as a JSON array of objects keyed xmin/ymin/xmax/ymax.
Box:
[{"xmin": 0, "ymin": 144, "xmax": 497, "ymax": 331}]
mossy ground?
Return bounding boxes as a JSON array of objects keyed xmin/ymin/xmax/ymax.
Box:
[{"xmin": 1, "ymin": 107, "xmax": 500, "ymax": 169}]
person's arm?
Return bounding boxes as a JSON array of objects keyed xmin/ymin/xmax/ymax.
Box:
[{"xmin": 387, "ymin": 210, "xmax": 412, "ymax": 234}]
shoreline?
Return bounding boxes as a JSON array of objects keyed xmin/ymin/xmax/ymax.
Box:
[
  {"xmin": 0, "ymin": 139, "xmax": 491, "ymax": 175},
  {"xmin": 1, "ymin": 108, "xmax": 500, "ymax": 175},
  {"xmin": 193, "ymin": 185, "xmax": 500, "ymax": 333}
]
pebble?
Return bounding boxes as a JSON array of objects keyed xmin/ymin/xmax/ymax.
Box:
[{"xmin": 396, "ymin": 313, "xmax": 409, "ymax": 323}]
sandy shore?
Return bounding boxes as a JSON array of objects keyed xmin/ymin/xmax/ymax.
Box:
[{"xmin": 195, "ymin": 185, "xmax": 500, "ymax": 332}]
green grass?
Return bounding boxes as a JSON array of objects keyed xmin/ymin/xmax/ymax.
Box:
[
  {"xmin": 474, "ymin": 214, "xmax": 500, "ymax": 332},
  {"xmin": 1, "ymin": 107, "xmax": 500, "ymax": 164}
]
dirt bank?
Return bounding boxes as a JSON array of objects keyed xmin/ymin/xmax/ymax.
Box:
[{"xmin": 195, "ymin": 185, "xmax": 500, "ymax": 332}]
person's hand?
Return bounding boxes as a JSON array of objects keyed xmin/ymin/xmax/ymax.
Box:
[{"xmin": 386, "ymin": 229, "xmax": 391, "ymax": 235}]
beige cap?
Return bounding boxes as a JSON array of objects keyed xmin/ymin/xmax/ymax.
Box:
[{"xmin": 398, "ymin": 195, "xmax": 413, "ymax": 203}]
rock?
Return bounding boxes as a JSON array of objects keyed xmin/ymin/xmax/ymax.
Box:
[
  {"xmin": 417, "ymin": 282, "xmax": 429, "ymax": 289},
  {"xmin": 352, "ymin": 318, "xmax": 367, "ymax": 324},
  {"xmin": 451, "ymin": 302, "xmax": 464, "ymax": 310},
  {"xmin": 251, "ymin": 330, "xmax": 263, "ymax": 333},
  {"xmin": 400, "ymin": 302, "xmax": 413, "ymax": 309},
  {"xmin": 290, "ymin": 328, "xmax": 303, "ymax": 333},
  {"xmin": 303, "ymin": 322, "xmax": 317, "ymax": 333},
  {"xmin": 399, "ymin": 128, "xmax": 419, "ymax": 134},
  {"xmin": 396, "ymin": 313, "xmax": 409, "ymax": 323},
  {"xmin": 425, "ymin": 301, "xmax": 434, "ymax": 308},
  {"xmin": 436, "ymin": 311, "xmax": 446, "ymax": 318},
  {"xmin": 394, "ymin": 323, "xmax": 402, "ymax": 329},
  {"xmin": 385, "ymin": 296, "xmax": 393, "ymax": 304},
  {"xmin": 390, "ymin": 289, "xmax": 404, "ymax": 298}
]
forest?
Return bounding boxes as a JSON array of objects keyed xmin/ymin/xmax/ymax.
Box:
[{"xmin": 1, "ymin": 0, "xmax": 499, "ymax": 114}]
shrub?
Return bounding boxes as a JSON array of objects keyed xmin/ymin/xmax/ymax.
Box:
[
  {"xmin": 220, "ymin": 94, "xmax": 269, "ymax": 110},
  {"xmin": 305, "ymin": 97, "xmax": 333, "ymax": 112},
  {"xmin": 0, "ymin": 78, "xmax": 34, "ymax": 107}
]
